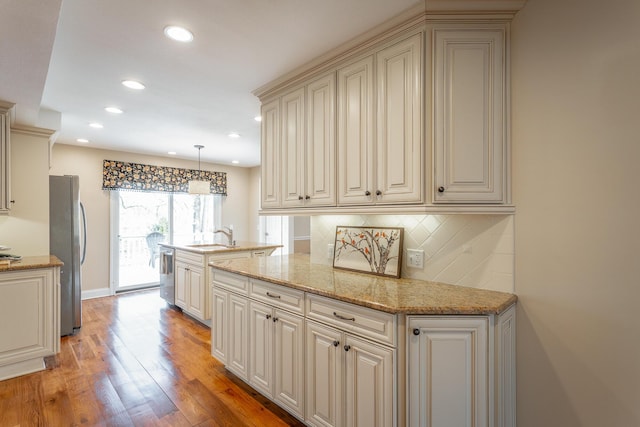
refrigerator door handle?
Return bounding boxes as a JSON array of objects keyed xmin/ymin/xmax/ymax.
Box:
[{"xmin": 80, "ymin": 201, "xmax": 87, "ymax": 265}]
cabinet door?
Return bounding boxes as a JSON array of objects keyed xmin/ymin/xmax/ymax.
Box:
[
  {"xmin": 174, "ymin": 261, "xmax": 189, "ymax": 310},
  {"xmin": 0, "ymin": 103, "xmax": 11, "ymax": 214},
  {"xmin": 376, "ymin": 32, "xmax": 423, "ymax": 204},
  {"xmin": 408, "ymin": 316, "xmax": 489, "ymax": 427},
  {"xmin": 186, "ymin": 266, "xmax": 205, "ymax": 320},
  {"xmin": 305, "ymin": 320, "xmax": 343, "ymax": 427},
  {"xmin": 273, "ymin": 309, "xmax": 305, "ymax": 418},
  {"xmin": 433, "ymin": 27, "xmax": 506, "ymax": 203},
  {"xmin": 261, "ymin": 98, "xmax": 281, "ymax": 208},
  {"xmin": 337, "ymin": 55, "xmax": 375, "ymax": 205},
  {"xmin": 281, "ymin": 87, "xmax": 306, "ymax": 207},
  {"xmin": 227, "ymin": 293, "xmax": 249, "ymax": 381},
  {"xmin": 249, "ymin": 301, "xmax": 273, "ymax": 397},
  {"xmin": 344, "ymin": 335, "xmax": 395, "ymax": 427},
  {"xmin": 306, "ymin": 72, "xmax": 336, "ymax": 207},
  {"xmin": 211, "ymin": 288, "xmax": 228, "ymax": 364}
]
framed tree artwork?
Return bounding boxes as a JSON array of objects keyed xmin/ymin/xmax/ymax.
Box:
[{"xmin": 333, "ymin": 226, "xmax": 404, "ymax": 278}]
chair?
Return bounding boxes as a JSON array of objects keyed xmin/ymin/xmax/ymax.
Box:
[{"xmin": 146, "ymin": 232, "xmax": 165, "ymax": 268}]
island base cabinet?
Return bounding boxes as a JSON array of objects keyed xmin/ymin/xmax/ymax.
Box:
[
  {"xmin": 407, "ymin": 317, "xmax": 488, "ymax": 427},
  {"xmin": 211, "ymin": 287, "xmax": 250, "ymax": 381},
  {"xmin": 306, "ymin": 320, "xmax": 395, "ymax": 427}
]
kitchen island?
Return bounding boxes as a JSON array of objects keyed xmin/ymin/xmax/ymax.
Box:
[
  {"xmin": 0, "ymin": 256, "xmax": 62, "ymax": 380},
  {"xmin": 160, "ymin": 242, "xmax": 281, "ymax": 326},
  {"xmin": 210, "ymin": 254, "xmax": 517, "ymax": 427}
]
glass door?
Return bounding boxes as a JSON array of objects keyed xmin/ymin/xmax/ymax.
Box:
[{"xmin": 113, "ymin": 191, "xmax": 170, "ymax": 292}]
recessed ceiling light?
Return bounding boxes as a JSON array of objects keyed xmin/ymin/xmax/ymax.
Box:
[
  {"xmin": 89, "ymin": 122, "xmax": 103, "ymax": 128},
  {"xmin": 105, "ymin": 106, "xmax": 123, "ymax": 114},
  {"xmin": 122, "ymin": 80, "xmax": 145, "ymax": 90},
  {"xmin": 77, "ymin": 138, "xmax": 89, "ymax": 143},
  {"xmin": 164, "ymin": 25, "xmax": 194, "ymax": 43},
  {"xmin": 168, "ymin": 151, "xmax": 177, "ymax": 155},
  {"xmin": 231, "ymin": 160, "xmax": 240, "ymax": 164},
  {"xmin": 254, "ymin": 116, "xmax": 262, "ymax": 122},
  {"xmin": 228, "ymin": 132, "xmax": 240, "ymax": 138}
]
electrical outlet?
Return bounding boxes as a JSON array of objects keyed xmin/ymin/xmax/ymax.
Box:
[
  {"xmin": 406, "ymin": 249, "xmax": 424, "ymax": 269},
  {"xmin": 327, "ymin": 244, "xmax": 334, "ymax": 260}
]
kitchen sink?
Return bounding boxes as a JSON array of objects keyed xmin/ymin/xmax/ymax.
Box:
[{"xmin": 186, "ymin": 243, "xmax": 236, "ymax": 249}]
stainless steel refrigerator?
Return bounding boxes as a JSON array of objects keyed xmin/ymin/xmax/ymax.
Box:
[{"xmin": 50, "ymin": 175, "xmax": 86, "ymax": 336}]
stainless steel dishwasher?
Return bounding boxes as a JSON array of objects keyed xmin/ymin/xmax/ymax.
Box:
[{"xmin": 159, "ymin": 247, "xmax": 175, "ymax": 305}]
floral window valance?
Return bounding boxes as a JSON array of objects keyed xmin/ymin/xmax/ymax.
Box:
[{"xmin": 102, "ymin": 159, "xmax": 227, "ymax": 195}]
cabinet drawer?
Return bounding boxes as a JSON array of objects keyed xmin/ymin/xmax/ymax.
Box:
[
  {"xmin": 212, "ymin": 270, "xmax": 249, "ymax": 296},
  {"xmin": 306, "ymin": 294, "xmax": 396, "ymax": 346},
  {"xmin": 249, "ymin": 279, "xmax": 304, "ymax": 315},
  {"xmin": 176, "ymin": 250, "xmax": 205, "ymax": 265}
]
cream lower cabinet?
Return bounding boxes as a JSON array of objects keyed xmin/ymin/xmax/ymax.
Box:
[
  {"xmin": 407, "ymin": 306, "xmax": 517, "ymax": 427},
  {"xmin": 249, "ymin": 300, "xmax": 305, "ymax": 419},
  {"xmin": 306, "ymin": 320, "xmax": 395, "ymax": 427},
  {"xmin": 0, "ymin": 266, "xmax": 60, "ymax": 380}
]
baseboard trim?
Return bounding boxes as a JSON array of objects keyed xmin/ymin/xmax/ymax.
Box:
[{"xmin": 82, "ymin": 288, "xmax": 112, "ymax": 300}]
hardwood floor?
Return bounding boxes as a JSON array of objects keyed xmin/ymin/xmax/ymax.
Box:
[{"xmin": 0, "ymin": 289, "xmax": 306, "ymax": 426}]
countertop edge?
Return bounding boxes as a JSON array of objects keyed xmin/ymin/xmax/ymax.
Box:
[
  {"xmin": 161, "ymin": 242, "xmax": 283, "ymax": 254},
  {"xmin": 209, "ymin": 261, "xmax": 518, "ymax": 316},
  {"xmin": 0, "ymin": 255, "xmax": 64, "ymax": 272}
]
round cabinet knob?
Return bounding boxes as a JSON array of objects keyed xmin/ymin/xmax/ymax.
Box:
[
  {"xmin": 333, "ymin": 340, "xmax": 340, "ymax": 347},
  {"xmin": 344, "ymin": 345, "xmax": 351, "ymax": 352},
  {"xmin": 375, "ymin": 190, "xmax": 382, "ymax": 196},
  {"xmin": 413, "ymin": 328, "xmax": 420, "ymax": 336},
  {"xmin": 437, "ymin": 186, "xmax": 445, "ymax": 193},
  {"xmin": 365, "ymin": 190, "xmax": 371, "ymax": 196},
  {"xmin": 298, "ymin": 195, "xmax": 303, "ymax": 200}
]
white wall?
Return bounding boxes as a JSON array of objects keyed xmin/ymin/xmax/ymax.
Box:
[
  {"xmin": 512, "ymin": 0, "xmax": 640, "ymax": 425},
  {"xmin": 49, "ymin": 143, "xmax": 255, "ymax": 294},
  {"xmin": 0, "ymin": 128, "xmax": 51, "ymax": 255}
]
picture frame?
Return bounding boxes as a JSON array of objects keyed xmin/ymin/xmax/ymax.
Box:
[{"xmin": 333, "ymin": 226, "xmax": 404, "ymax": 278}]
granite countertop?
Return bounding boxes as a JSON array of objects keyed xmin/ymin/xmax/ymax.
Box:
[
  {"xmin": 161, "ymin": 241, "xmax": 282, "ymax": 255},
  {"xmin": 209, "ymin": 254, "xmax": 517, "ymax": 315},
  {"xmin": 0, "ymin": 255, "xmax": 64, "ymax": 272}
]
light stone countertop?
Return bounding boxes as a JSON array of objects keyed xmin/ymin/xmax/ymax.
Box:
[
  {"xmin": 209, "ymin": 254, "xmax": 517, "ymax": 315},
  {"xmin": 160, "ymin": 241, "xmax": 282, "ymax": 255},
  {"xmin": 0, "ymin": 255, "xmax": 63, "ymax": 272}
]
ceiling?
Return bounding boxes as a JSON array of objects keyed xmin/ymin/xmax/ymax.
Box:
[{"xmin": 0, "ymin": 0, "xmax": 422, "ymax": 167}]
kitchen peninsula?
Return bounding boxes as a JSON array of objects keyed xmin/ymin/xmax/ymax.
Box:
[
  {"xmin": 210, "ymin": 254, "xmax": 517, "ymax": 426},
  {"xmin": 0, "ymin": 256, "xmax": 62, "ymax": 381},
  {"xmin": 160, "ymin": 242, "xmax": 282, "ymax": 326}
]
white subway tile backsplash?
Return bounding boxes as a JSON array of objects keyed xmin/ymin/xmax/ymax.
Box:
[{"xmin": 310, "ymin": 214, "xmax": 514, "ymax": 293}]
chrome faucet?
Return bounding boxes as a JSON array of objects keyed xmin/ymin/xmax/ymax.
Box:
[{"xmin": 214, "ymin": 226, "xmax": 234, "ymax": 246}]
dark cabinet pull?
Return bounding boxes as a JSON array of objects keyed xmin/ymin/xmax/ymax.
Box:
[
  {"xmin": 266, "ymin": 292, "xmax": 281, "ymax": 299},
  {"xmin": 344, "ymin": 345, "xmax": 351, "ymax": 352},
  {"xmin": 298, "ymin": 195, "xmax": 303, "ymax": 200},
  {"xmin": 266, "ymin": 314, "xmax": 271, "ymax": 320},
  {"xmin": 333, "ymin": 312, "xmax": 355, "ymax": 321},
  {"xmin": 273, "ymin": 317, "xmax": 279, "ymax": 323},
  {"xmin": 438, "ymin": 186, "xmax": 445, "ymax": 193},
  {"xmin": 305, "ymin": 195, "xmax": 310, "ymax": 200},
  {"xmin": 365, "ymin": 190, "xmax": 371, "ymax": 196},
  {"xmin": 375, "ymin": 190, "xmax": 382, "ymax": 196},
  {"xmin": 333, "ymin": 340, "xmax": 340, "ymax": 347},
  {"xmin": 413, "ymin": 328, "xmax": 420, "ymax": 336}
]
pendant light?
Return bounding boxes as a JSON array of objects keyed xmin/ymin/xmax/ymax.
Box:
[{"xmin": 188, "ymin": 144, "xmax": 210, "ymax": 195}]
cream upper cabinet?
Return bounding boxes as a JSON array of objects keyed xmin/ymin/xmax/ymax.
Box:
[
  {"xmin": 433, "ymin": 26, "xmax": 507, "ymax": 203},
  {"xmin": 280, "ymin": 72, "xmax": 337, "ymax": 209},
  {"xmin": 260, "ymin": 98, "xmax": 281, "ymax": 209},
  {"xmin": 338, "ymin": 33, "xmax": 423, "ymax": 206},
  {"xmin": 0, "ymin": 101, "xmax": 13, "ymax": 214},
  {"xmin": 375, "ymin": 32, "xmax": 423, "ymax": 204}
]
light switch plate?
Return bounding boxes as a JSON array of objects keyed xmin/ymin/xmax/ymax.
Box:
[{"xmin": 406, "ymin": 249, "xmax": 424, "ymax": 269}]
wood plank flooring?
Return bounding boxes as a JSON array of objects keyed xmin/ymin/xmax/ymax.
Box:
[{"xmin": 0, "ymin": 289, "xmax": 306, "ymax": 426}]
